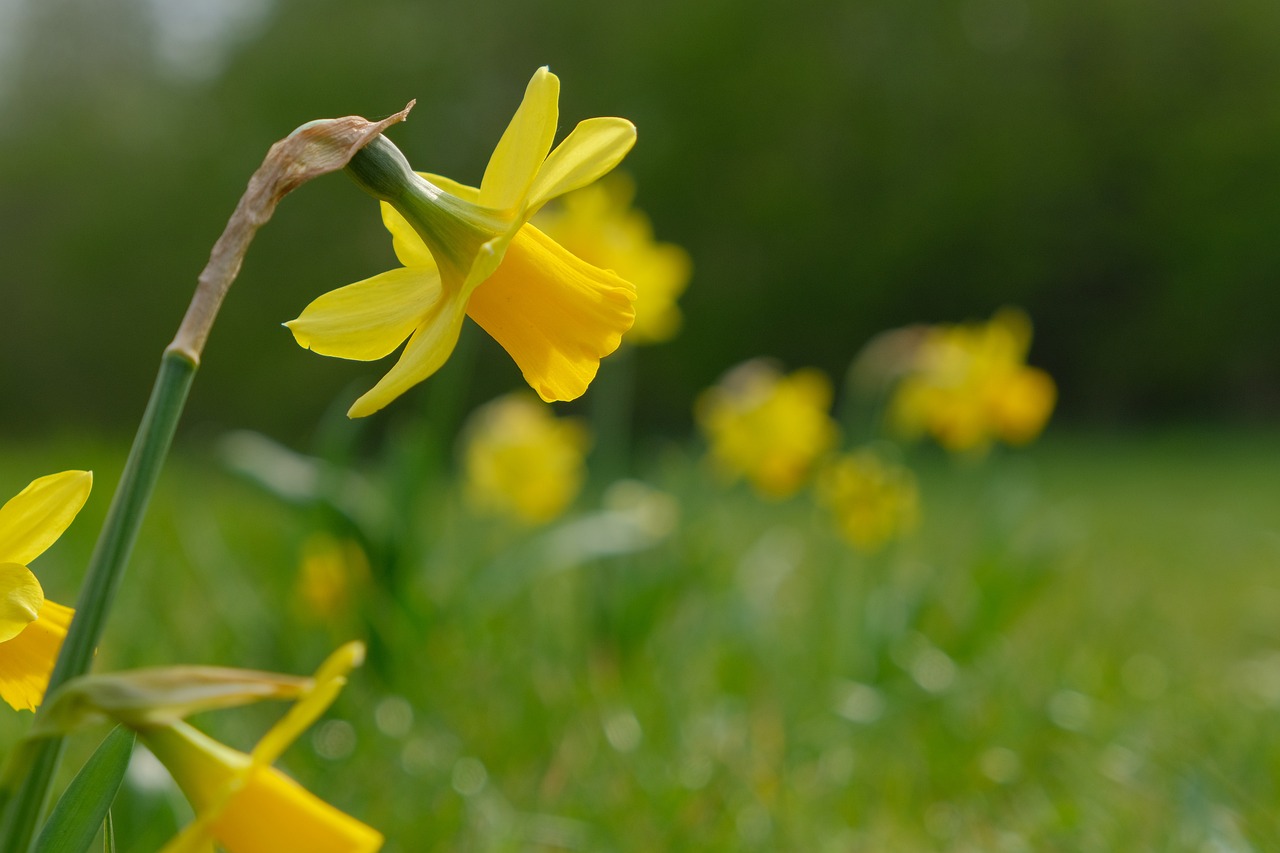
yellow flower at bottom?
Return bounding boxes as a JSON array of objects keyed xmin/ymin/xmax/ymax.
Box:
[
  {"xmin": 140, "ymin": 643, "xmax": 382, "ymax": 853},
  {"xmin": 0, "ymin": 470, "xmax": 92, "ymax": 711},
  {"xmin": 695, "ymin": 361, "xmax": 839, "ymax": 499},
  {"xmin": 816, "ymin": 450, "xmax": 919, "ymax": 552},
  {"xmin": 288, "ymin": 67, "xmax": 638, "ymax": 417},
  {"xmin": 462, "ymin": 393, "xmax": 590, "ymax": 525}
]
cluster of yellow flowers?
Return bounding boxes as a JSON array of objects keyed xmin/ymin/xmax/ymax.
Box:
[
  {"xmin": 2, "ymin": 61, "xmax": 1061, "ymax": 849},
  {"xmin": 887, "ymin": 308, "xmax": 1056, "ymax": 453},
  {"xmin": 695, "ymin": 360, "xmax": 919, "ymax": 552},
  {"xmin": 3, "ymin": 67, "xmax": 655, "ymax": 852}
]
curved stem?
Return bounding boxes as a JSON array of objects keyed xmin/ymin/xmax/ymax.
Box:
[{"xmin": 0, "ymin": 103, "xmax": 412, "ymax": 853}]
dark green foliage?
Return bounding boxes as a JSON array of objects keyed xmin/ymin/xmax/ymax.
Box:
[{"xmin": 2, "ymin": 0, "xmax": 1279, "ymax": 441}]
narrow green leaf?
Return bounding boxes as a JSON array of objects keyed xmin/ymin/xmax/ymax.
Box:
[
  {"xmin": 103, "ymin": 810, "xmax": 116, "ymax": 853},
  {"xmin": 33, "ymin": 727, "xmax": 135, "ymax": 853}
]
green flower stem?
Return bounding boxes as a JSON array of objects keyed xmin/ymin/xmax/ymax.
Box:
[
  {"xmin": 589, "ymin": 343, "xmax": 637, "ymax": 484},
  {"xmin": 0, "ymin": 105, "xmax": 412, "ymax": 853},
  {"xmin": 0, "ymin": 352, "xmax": 195, "ymax": 853}
]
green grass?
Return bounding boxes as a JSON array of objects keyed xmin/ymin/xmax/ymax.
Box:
[{"xmin": 4, "ymin": 428, "xmax": 1280, "ymax": 851}]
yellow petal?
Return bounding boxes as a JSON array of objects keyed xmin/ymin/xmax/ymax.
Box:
[
  {"xmin": 0, "ymin": 471, "xmax": 92, "ymax": 566},
  {"xmin": 157, "ymin": 822, "xmax": 217, "ymax": 853},
  {"xmin": 252, "ymin": 642, "xmax": 364, "ymax": 768},
  {"xmin": 0, "ymin": 563, "xmax": 43, "ymax": 643},
  {"xmin": 346, "ymin": 295, "xmax": 468, "ymax": 418},
  {"xmin": 0, "ymin": 598, "xmax": 72, "ymax": 712},
  {"xmin": 526, "ymin": 117, "xmax": 637, "ymax": 214},
  {"xmin": 209, "ymin": 765, "xmax": 383, "ymax": 853},
  {"xmin": 479, "ymin": 67, "xmax": 560, "ymax": 211},
  {"xmin": 286, "ymin": 268, "xmax": 440, "ymax": 362},
  {"xmin": 466, "ymin": 225, "xmax": 635, "ymax": 402},
  {"xmin": 420, "ymin": 172, "xmax": 480, "ymax": 203},
  {"xmin": 148, "ymin": 720, "xmax": 381, "ymax": 853},
  {"xmin": 379, "ymin": 202, "xmax": 436, "ymax": 269}
]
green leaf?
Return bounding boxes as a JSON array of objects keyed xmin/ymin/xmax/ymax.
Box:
[
  {"xmin": 103, "ymin": 811, "xmax": 115, "ymax": 853},
  {"xmin": 33, "ymin": 727, "xmax": 134, "ymax": 853}
]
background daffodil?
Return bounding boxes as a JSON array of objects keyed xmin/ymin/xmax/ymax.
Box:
[
  {"xmin": 289, "ymin": 67, "xmax": 639, "ymax": 417},
  {"xmin": 695, "ymin": 360, "xmax": 840, "ymax": 500},
  {"xmin": 462, "ymin": 393, "xmax": 590, "ymax": 525},
  {"xmin": 888, "ymin": 308, "xmax": 1056, "ymax": 453},
  {"xmin": 817, "ymin": 449, "xmax": 919, "ymax": 552},
  {"xmin": 0, "ymin": 470, "xmax": 91, "ymax": 712}
]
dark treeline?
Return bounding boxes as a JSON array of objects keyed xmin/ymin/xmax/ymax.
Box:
[{"xmin": 3, "ymin": 0, "xmax": 1279, "ymax": 444}]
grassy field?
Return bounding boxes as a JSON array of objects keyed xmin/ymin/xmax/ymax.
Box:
[{"xmin": 3, "ymin": 428, "xmax": 1280, "ymax": 851}]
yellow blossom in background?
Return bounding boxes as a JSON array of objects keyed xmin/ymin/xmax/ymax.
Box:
[
  {"xmin": 141, "ymin": 642, "xmax": 383, "ymax": 853},
  {"xmin": 817, "ymin": 450, "xmax": 919, "ymax": 552},
  {"xmin": 888, "ymin": 308, "xmax": 1056, "ymax": 453},
  {"xmin": 296, "ymin": 533, "xmax": 370, "ymax": 622},
  {"xmin": 534, "ymin": 173, "xmax": 691, "ymax": 344},
  {"xmin": 0, "ymin": 470, "xmax": 91, "ymax": 712},
  {"xmin": 696, "ymin": 361, "xmax": 840, "ymax": 499},
  {"xmin": 462, "ymin": 393, "xmax": 590, "ymax": 525},
  {"xmin": 289, "ymin": 67, "xmax": 639, "ymax": 417}
]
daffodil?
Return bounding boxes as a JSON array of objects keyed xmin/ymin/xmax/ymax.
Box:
[
  {"xmin": 0, "ymin": 470, "xmax": 91, "ymax": 712},
  {"xmin": 136, "ymin": 642, "xmax": 382, "ymax": 853},
  {"xmin": 462, "ymin": 393, "xmax": 590, "ymax": 525},
  {"xmin": 816, "ymin": 449, "xmax": 919, "ymax": 552},
  {"xmin": 288, "ymin": 67, "xmax": 638, "ymax": 417},
  {"xmin": 888, "ymin": 308, "xmax": 1056, "ymax": 453},
  {"xmin": 296, "ymin": 533, "xmax": 370, "ymax": 622},
  {"xmin": 534, "ymin": 173, "xmax": 691, "ymax": 344},
  {"xmin": 695, "ymin": 360, "xmax": 840, "ymax": 499}
]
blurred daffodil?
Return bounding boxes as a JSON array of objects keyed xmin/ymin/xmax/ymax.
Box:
[
  {"xmin": 0, "ymin": 470, "xmax": 91, "ymax": 712},
  {"xmin": 462, "ymin": 393, "xmax": 590, "ymax": 525},
  {"xmin": 135, "ymin": 642, "xmax": 381, "ymax": 853},
  {"xmin": 696, "ymin": 361, "xmax": 839, "ymax": 499},
  {"xmin": 296, "ymin": 533, "xmax": 370, "ymax": 622},
  {"xmin": 817, "ymin": 450, "xmax": 919, "ymax": 552},
  {"xmin": 889, "ymin": 308, "xmax": 1056, "ymax": 453},
  {"xmin": 289, "ymin": 67, "xmax": 638, "ymax": 417},
  {"xmin": 535, "ymin": 174, "xmax": 691, "ymax": 344}
]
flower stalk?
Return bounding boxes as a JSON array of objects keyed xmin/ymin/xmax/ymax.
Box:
[{"xmin": 0, "ymin": 105, "xmax": 411, "ymax": 853}]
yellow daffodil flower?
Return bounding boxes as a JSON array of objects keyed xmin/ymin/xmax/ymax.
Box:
[
  {"xmin": 695, "ymin": 361, "xmax": 840, "ymax": 499},
  {"xmin": 296, "ymin": 533, "xmax": 370, "ymax": 622},
  {"xmin": 816, "ymin": 450, "xmax": 919, "ymax": 552},
  {"xmin": 289, "ymin": 67, "xmax": 638, "ymax": 417},
  {"xmin": 139, "ymin": 642, "xmax": 382, "ymax": 853},
  {"xmin": 462, "ymin": 393, "xmax": 590, "ymax": 525},
  {"xmin": 0, "ymin": 470, "xmax": 91, "ymax": 712},
  {"xmin": 534, "ymin": 173, "xmax": 691, "ymax": 344},
  {"xmin": 889, "ymin": 308, "xmax": 1056, "ymax": 453}
]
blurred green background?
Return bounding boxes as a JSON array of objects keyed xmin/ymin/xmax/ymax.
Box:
[
  {"xmin": 6, "ymin": 2, "xmax": 1280, "ymax": 850},
  {"xmin": 4, "ymin": 0, "xmax": 1280, "ymax": 443}
]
